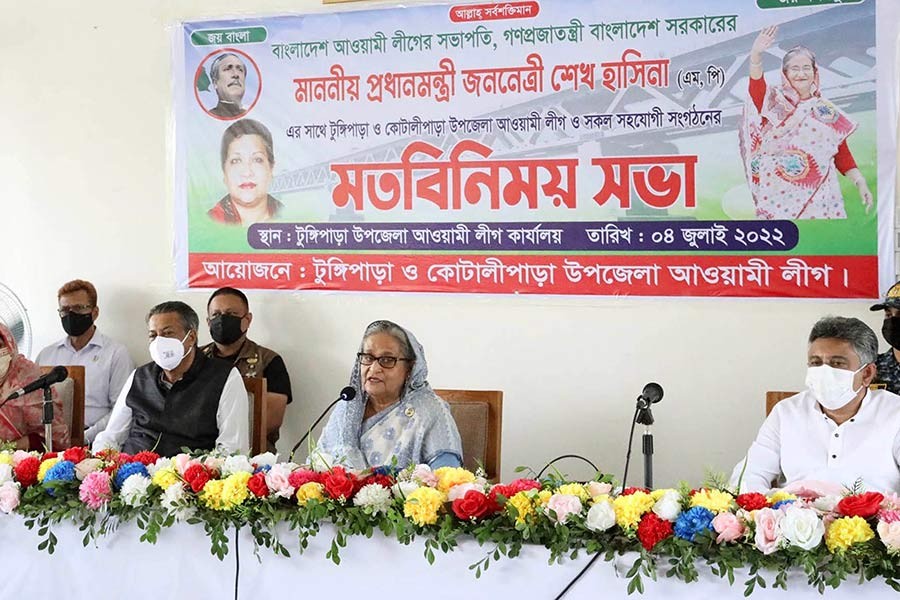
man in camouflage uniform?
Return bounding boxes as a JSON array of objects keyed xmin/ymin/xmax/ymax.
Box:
[{"xmin": 870, "ymin": 281, "xmax": 900, "ymax": 394}]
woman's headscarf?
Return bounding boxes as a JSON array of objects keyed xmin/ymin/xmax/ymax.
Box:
[
  {"xmin": 0, "ymin": 323, "xmax": 41, "ymax": 398},
  {"xmin": 316, "ymin": 321, "xmax": 436, "ymax": 468},
  {"xmin": 759, "ymin": 46, "xmax": 821, "ymax": 127}
]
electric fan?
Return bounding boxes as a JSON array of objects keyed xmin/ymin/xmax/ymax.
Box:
[{"xmin": 0, "ymin": 283, "xmax": 32, "ymax": 358}]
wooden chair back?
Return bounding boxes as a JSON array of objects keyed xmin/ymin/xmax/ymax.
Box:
[
  {"xmin": 244, "ymin": 376, "xmax": 268, "ymax": 456},
  {"xmin": 40, "ymin": 365, "xmax": 85, "ymax": 448},
  {"xmin": 434, "ymin": 389, "xmax": 503, "ymax": 481}
]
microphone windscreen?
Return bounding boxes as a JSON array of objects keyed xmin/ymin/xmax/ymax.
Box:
[
  {"xmin": 642, "ymin": 382, "xmax": 664, "ymax": 404},
  {"xmin": 339, "ymin": 386, "xmax": 357, "ymax": 401},
  {"xmin": 49, "ymin": 366, "xmax": 69, "ymax": 384}
]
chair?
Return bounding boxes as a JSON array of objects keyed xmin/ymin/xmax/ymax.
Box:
[
  {"xmin": 244, "ymin": 376, "xmax": 268, "ymax": 456},
  {"xmin": 40, "ymin": 365, "xmax": 85, "ymax": 448},
  {"xmin": 766, "ymin": 384, "xmax": 886, "ymax": 415},
  {"xmin": 434, "ymin": 389, "xmax": 503, "ymax": 481}
]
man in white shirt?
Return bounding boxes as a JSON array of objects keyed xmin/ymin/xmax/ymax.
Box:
[
  {"xmin": 92, "ymin": 301, "xmax": 248, "ymax": 456},
  {"xmin": 36, "ymin": 280, "xmax": 134, "ymax": 444},
  {"xmin": 732, "ymin": 316, "xmax": 900, "ymax": 494}
]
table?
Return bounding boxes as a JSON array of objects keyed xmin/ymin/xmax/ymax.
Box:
[{"xmin": 1, "ymin": 518, "xmax": 894, "ymax": 599}]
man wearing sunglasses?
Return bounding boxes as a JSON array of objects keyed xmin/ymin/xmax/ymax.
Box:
[{"xmin": 36, "ymin": 279, "xmax": 134, "ymax": 444}]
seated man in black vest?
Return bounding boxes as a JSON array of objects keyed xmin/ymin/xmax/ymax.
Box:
[
  {"xmin": 201, "ymin": 287, "xmax": 293, "ymax": 454},
  {"xmin": 92, "ymin": 301, "xmax": 248, "ymax": 456}
]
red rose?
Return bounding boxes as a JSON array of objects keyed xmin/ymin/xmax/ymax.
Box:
[
  {"xmin": 361, "ymin": 473, "xmax": 395, "ymax": 489},
  {"xmin": 636, "ymin": 512, "xmax": 674, "ymax": 551},
  {"xmin": 62, "ymin": 447, "xmax": 88, "ymax": 464},
  {"xmin": 41, "ymin": 452, "xmax": 58, "ymax": 462},
  {"xmin": 14, "ymin": 456, "xmax": 40, "ymax": 488},
  {"xmin": 132, "ymin": 451, "xmax": 160, "ymax": 466},
  {"xmin": 452, "ymin": 490, "xmax": 493, "ymax": 521},
  {"xmin": 508, "ymin": 478, "xmax": 541, "ymax": 494},
  {"xmin": 736, "ymin": 493, "xmax": 769, "ymax": 511},
  {"xmin": 247, "ymin": 472, "xmax": 269, "ymax": 498},
  {"xmin": 288, "ymin": 469, "xmax": 322, "ymax": 488},
  {"xmin": 183, "ymin": 464, "xmax": 211, "ymax": 493},
  {"xmin": 488, "ymin": 484, "xmax": 516, "ymax": 505},
  {"xmin": 622, "ymin": 487, "xmax": 651, "ymax": 496},
  {"xmin": 837, "ymin": 492, "xmax": 884, "ymax": 519},
  {"xmin": 323, "ymin": 467, "xmax": 357, "ymax": 501}
]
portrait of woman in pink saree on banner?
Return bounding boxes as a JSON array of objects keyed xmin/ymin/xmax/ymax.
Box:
[{"xmin": 739, "ymin": 26, "xmax": 873, "ymax": 220}]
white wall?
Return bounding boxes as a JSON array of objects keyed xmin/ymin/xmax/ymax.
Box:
[{"xmin": 1, "ymin": 0, "xmax": 892, "ymax": 486}]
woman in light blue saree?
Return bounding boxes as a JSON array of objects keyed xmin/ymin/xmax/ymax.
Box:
[{"xmin": 317, "ymin": 320, "xmax": 463, "ymax": 470}]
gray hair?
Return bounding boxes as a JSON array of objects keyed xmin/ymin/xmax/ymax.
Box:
[
  {"xmin": 808, "ymin": 316, "xmax": 878, "ymax": 365},
  {"xmin": 220, "ymin": 119, "xmax": 275, "ymax": 169},
  {"xmin": 209, "ymin": 52, "xmax": 244, "ymax": 83},
  {"xmin": 782, "ymin": 46, "xmax": 817, "ymax": 72},
  {"xmin": 363, "ymin": 320, "xmax": 414, "ymax": 359},
  {"xmin": 146, "ymin": 301, "xmax": 200, "ymax": 334}
]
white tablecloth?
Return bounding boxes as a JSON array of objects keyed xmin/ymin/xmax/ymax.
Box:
[{"xmin": 1, "ymin": 517, "xmax": 894, "ymax": 599}]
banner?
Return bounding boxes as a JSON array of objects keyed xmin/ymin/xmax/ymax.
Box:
[{"xmin": 173, "ymin": 0, "xmax": 896, "ymax": 297}]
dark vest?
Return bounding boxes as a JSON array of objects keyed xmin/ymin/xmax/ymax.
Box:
[{"xmin": 123, "ymin": 351, "xmax": 232, "ymax": 456}]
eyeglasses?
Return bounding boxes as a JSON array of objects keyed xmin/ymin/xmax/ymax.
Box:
[
  {"xmin": 787, "ymin": 66, "xmax": 814, "ymax": 75},
  {"xmin": 57, "ymin": 304, "xmax": 94, "ymax": 316},
  {"xmin": 357, "ymin": 353, "xmax": 412, "ymax": 369}
]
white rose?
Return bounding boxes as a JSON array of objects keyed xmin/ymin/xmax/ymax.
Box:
[
  {"xmin": 585, "ymin": 500, "xmax": 616, "ymax": 532},
  {"xmin": 392, "ymin": 480, "xmax": 420, "ymax": 499},
  {"xmin": 652, "ymin": 490, "xmax": 682, "ymax": 522},
  {"xmin": 309, "ymin": 452, "xmax": 334, "ymax": 473},
  {"xmin": 146, "ymin": 457, "xmax": 173, "ymax": 476},
  {"xmin": 780, "ymin": 505, "xmax": 825, "ymax": 550},
  {"xmin": 0, "ymin": 463, "xmax": 12, "ymax": 485},
  {"xmin": 221, "ymin": 455, "xmax": 254, "ymax": 477},
  {"xmin": 811, "ymin": 495, "xmax": 840, "ymax": 514},
  {"xmin": 251, "ymin": 452, "xmax": 278, "ymax": 468}
]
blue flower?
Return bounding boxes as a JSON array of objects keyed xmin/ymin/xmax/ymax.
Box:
[
  {"xmin": 44, "ymin": 460, "xmax": 76, "ymax": 483},
  {"xmin": 674, "ymin": 506, "xmax": 715, "ymax": 542},
  {"xmin": 373, "ymin": 465, "xmax": 399, "ymax": 477},
  {"xmin": 772, "ymin": 499, "xmax": 795, "ymax": 510},
  {"xmin": 253, "ymin": 464, "xmax": 272, "ymax": 474},
  {"xmin": 114, "ymin": 462, "xmax": 149, "ymax": 489}
]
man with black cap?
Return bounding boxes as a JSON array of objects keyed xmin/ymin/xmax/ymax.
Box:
[{"xmin": 871, "ymin": 281, "xmax": 900, "ymax": 394}]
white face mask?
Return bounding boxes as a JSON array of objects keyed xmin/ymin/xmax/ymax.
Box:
[
  {"xmin": 805, "ymin": 364, "xmax": 867, "ymax": 411},
  {"xmin": 0, "ymin": 353, "xmax": 11, "ymax": 381},
  {"xmin": 149, "ymin": 331, "xmax": 192, "ymax": 371}
]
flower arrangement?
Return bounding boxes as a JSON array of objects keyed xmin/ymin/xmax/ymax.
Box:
[{"xmin": 1, "ymin": 447, "xmax": 900, "ymax": 594}]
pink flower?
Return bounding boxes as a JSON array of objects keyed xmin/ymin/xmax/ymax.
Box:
[
  {"xmin": 754, "ymin": 507, "xmax": 783, "ymax": 555},
  {"xmin": 411, "ymin": 464, "xmax": 438, "ymax": 487},
  {"xmin": 75, "ymin": 458, "xmax": 103, "ymax": 481},
  {"xmin": 546, "ymin": 494, "xmax": 583, "ymax": 525},
  {"xmin": 0, "ymin": 481, "xmax": 20, "ymax": 513},
  {"xmin": 586, "ymin": 481, "xmax": 613, "ymax": 498},
  {"xmin": 11, "ymin": 450, "xmax": 32, "ymax": 467},
  {"xmin": 712, "ymin": 512, "xmax": 745, "ymax": 543},
  {"xmin": 879, "ymin": 510, "xmax": 900, "ymax": 524},
  {"xmin": 78, "ymin": 471, "xmax": 112, "ymax": 510},
  {"xmin": 172, "ymin": 454, "xmax": 196, "ymax": 475},
  {"xmin": 881, "ymin": 493, "xmax": 900, "ymax": 511},
  {"xmin": 448, "ymin": 482, "xmax": 484, "ymax": 502},
  {"xmin": 877, "ymin": 520, "xmax": 900, "ymax": 552},
  {"xmin": 264, "ymin": 464, "xmax": 296, "ymax": 499}
]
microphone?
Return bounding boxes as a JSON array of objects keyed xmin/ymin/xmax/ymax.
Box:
[
  {"xmin": 637, "ymin": 382, "xmax": 664, "ymax": 409},
  {"xmin": 289, "ymin": 386, "xmax": 356, "ymax": 461},
  {"xmin": 5, "ymin": 366, "xmax": 68, "ymax": 401}
]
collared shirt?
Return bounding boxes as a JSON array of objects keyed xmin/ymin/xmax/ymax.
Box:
[
  {"xmin": 874, "ymin": 349, "xmax": 900, "ymax": 395},
  {"xmin": 92, "ymin": 363, "xmax": 249, "ymax": 455},
  {"xmin": 36, "ymin": 330, "xmax": 134, "ymax": 444},
  {"xmin": 732, "ymin": 389, "xmax": 900, "ymax": 493}
]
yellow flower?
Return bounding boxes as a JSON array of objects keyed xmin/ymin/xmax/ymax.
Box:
[
  {"xmin": 433, "ymin": 467, "xmax": 475, "ymax": 494},
  {"xmin": 403, "ymin": 486, "xmax": 446, "ymax": 526},
  {"xmin": 0, "ymin": 452, "xmax": 12, "ymax": 466},
  {"xmin": 690, "ymin": 489, "xmax": 734, "ymax": 514},
  {"xmin": 651, "ymin": 488, "xmax": 677, "ymax": 501},
  {"xmin": 200, "ymin": 480, "xmax": 227, "ymax": 510},
  {"xmin": 613, "ymin": 491, "xmax": 654, "ymax": 530},
  {"xmin": 220, "ymin": 472, "xmax": 251, "ymax": 508},
  {"xmin": 151, "ymin": 467, "xmax": 180, "ymax": 490},
  {"xmin": 536, "ymin": 489, "xmax": 552, "ymax": 506},
  {"xmin": 556, "ymin": 483, "xmax": 590, "ymax": 503},
  {"xmin": 768, "ymin": 491, "xmax": 797, "ymax": 504},
  {"xmin": 826, "ymin": 516, "xmax": 875, "ymax": 552},
  {"xmin": 38, "ymin": 457, "xmax": 61, "ymax": 482},
  {"xmin": 296, "ymin": 482, "xmax": 325, "ymax": 505},
  {"xmin": 507, "ymin": 491, "xmax": 535, "ymax": 524}
]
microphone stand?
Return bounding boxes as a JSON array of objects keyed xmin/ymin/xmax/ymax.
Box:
[
  {"xmin": 42, "ymin": 386, "xmax": 54, "ymax": 452},
  {"xmin": 636, "ymin": 401, "xmax": 654, "ymax": 490}
]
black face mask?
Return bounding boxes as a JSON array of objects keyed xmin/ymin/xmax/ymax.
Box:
[
  {"xmin": 61, "ymin": 312, "xmax": 94, "ymax": 337},
  {"xmin": 209, "ymin": 314, "xmax": 245, "ymax": 345},
  {"xmin": 883, "ymin": 316, "xmax": 900, "ymax": 349}
]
